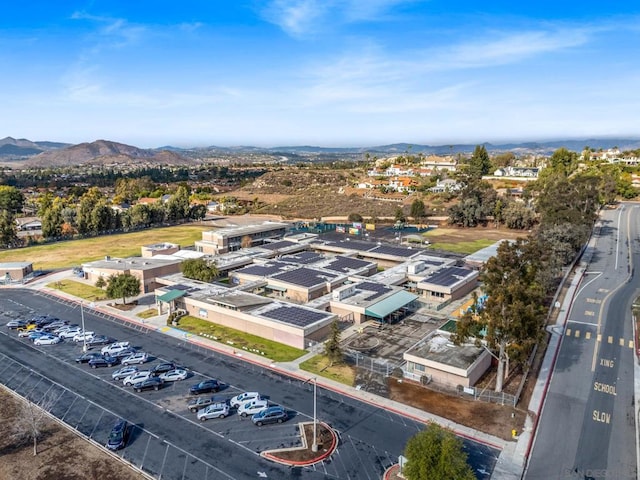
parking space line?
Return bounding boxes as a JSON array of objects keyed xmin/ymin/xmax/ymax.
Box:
[{"xmin": 74, "ymin": 403, "xmax": 91, "ymax": 430}]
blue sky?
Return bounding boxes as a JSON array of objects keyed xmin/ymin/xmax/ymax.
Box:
[{"xmin": 1, "ymin": 1, "xmax": 639, "ymax": 148}]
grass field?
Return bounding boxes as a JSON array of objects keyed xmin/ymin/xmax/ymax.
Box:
[
  {"xmin": 176, "ymin": 315, "xmax": 306, "ymax": 362},
  {"xmin": 46, "ymin": 280, "xmax": 107, "ymax": 301},
  {"xmin": 427, "ymin": 239, "xmax": 496, "ymax": 254},
  {"xmin": 0, "ymin": 225, "xmax": 208, "ymax": 270},
  {"xmin": 299, "ymin": 355, "xmax": 356, "ymax": 386}
]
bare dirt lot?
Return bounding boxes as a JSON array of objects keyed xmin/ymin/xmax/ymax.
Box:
[{"xmin": 0, "ymin": 388, "xmax": 145, "ymax": 480}]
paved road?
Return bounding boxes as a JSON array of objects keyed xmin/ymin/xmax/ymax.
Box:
[
  {"xmin": 0, "ymin": 289, "xmax": 499, "ymax": 480},
  {"xmin": 526, "ymin": 205, "xmax": 639, "ymax": 479}
]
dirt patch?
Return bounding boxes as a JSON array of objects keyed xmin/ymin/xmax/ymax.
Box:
[
  {"xmin": 424, "ymin": 225, "xmax": 529, "ymax": 243},
  {"xmin": 265, "ymin": 423, "xmax": 335, "ymax": 464},
  {"xmin": 388, "ymin": 379, "xmax": 526, "ymax": 441},
  {"xmin": 0, "ymin": 388, "xmax": 144, "ymax": 480}
]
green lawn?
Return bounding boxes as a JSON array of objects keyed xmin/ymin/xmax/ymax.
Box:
[
  {"xmin": 299, "ymin": 355, "xmax": 356, "ymax": 386},
  {"xmin": 428, "ymin": 239, "xmax": 496, "ymax": 255},
  {"xmin": 176, "ymin": 315, "xmax": 306, "ymax": 362},
  {"xmin": 0, "ymin": 225, "xmax": 208, "ymax": 270},
  {"xmin": 46, "ymin": 280, "xmax": 107, "ymax": 301}
]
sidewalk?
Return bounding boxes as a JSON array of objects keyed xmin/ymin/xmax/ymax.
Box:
[{"xmin": 26, "ymin": 270, "xmax": 515, "ymax": 476}]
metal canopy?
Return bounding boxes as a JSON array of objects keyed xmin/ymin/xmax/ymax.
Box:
[
  {"xmin": 156, "ymin": 289, "xmax": 186, "ymax": 303},
  {"xmin": 365, "ymin": 290, "xmax": 418, "ymax": 319}
]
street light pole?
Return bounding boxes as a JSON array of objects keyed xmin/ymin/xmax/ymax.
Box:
[
  {"xmin": 312, "ymin": 377, "xmax": 318, "ymax": 452},
  {"xmin": 81, "ymin": 301, "xmax": 87, "ymax": 353}
]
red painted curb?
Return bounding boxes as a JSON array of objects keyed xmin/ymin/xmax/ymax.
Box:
[{"xmin": 383, "ymin": 464, "xmax": 400, "ymax": 480}]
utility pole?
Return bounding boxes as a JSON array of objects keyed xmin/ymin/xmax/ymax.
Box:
[
  {"xmin": 312, "ymin": 376, "xmax": 318, "ymax": 452},
  {"xmin": 81, "ymin": 302, "xmax": 87, "ymax": 353}
]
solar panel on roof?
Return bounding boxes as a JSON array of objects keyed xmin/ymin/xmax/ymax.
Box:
[
  {"xmin": 325, "ymin": 256, "xmax": 370, "ymax": 272},
  {"xmin": 260, "ymin": 240, "xmax": 296, "ymax": 251},
  {"xmin": 272, "ymin": 267, "xmax": 337, "ymax": 287},
  {"xmin": 425, "ymin": 266, "xmax": 474, "ymax": 286},
  {"xmin": 372, "ymin": 245, "xmax": 418, "ymax": 257},
  {"xmin": 261, "ymin": 305, "xmax": 328, "ymax": 327}
]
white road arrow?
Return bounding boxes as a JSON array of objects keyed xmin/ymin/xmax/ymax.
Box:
[{"xmin": 257, "ymin": 472, "xmax": 268, "ymax": 478}]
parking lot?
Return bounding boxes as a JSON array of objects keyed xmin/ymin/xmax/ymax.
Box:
[{"xmin": 0, "ymin": 291, "xmax": 500, "ymax": 480}]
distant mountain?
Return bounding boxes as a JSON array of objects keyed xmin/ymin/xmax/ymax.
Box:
[
  {"xmin": 0, "ymin": 136, "xmax": 71, "ymax": 158},
  {"xmin": 24, "ymin": 139, "xmax": 195, "ymax": 167}
]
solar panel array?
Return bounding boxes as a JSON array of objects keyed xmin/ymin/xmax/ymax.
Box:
[
  {"xmin": 425, "ymin": 266, "xmax": 474, "ymax": 287},
  {"xmin": 371, "ymin": 245, "xmax": 419, "ymax": 258},
  {"xmin": 260, "ymin": 240, "xmax": 297, "ymax": 251},
  {"xmin": 272, "ymin": 267, "xmax": 337, "ymax": 287},
  {"xmin": 357, "ymin": 281, "xmax": 392, "ymax": 301},
  {"xmin": 279, "ymin": 251, "xmax": 323, "ymax": 265},
  {"xmin": 260, "ymin": 305, "xmax": 328, "ymax": 327},
  {"xmin": 324, "ymin": 256, "xmax": 370, "ymax": 273},
  {"xmin": 235, "ymin": 261, "xmax": 289, "ymax": 277},
  {"xmin": 322, "ymin": 240, "xmax": 374, "ymax": 252}
]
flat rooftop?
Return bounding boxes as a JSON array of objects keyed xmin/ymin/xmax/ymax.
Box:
[{"xmin": 406, "ymin": 333, "xmax": 485, "ymax": 370}]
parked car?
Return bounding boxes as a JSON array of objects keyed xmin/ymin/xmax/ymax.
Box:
[
  {"xmin": 197, "ymin": 402, "xmax": 230, "ymax": 421},
  {"xmin": 238, "ymin": 399, "xmax": 269, "ymax": 418},
  {"xmin": 112, "ymin": 366, "xmax": 139, "ymax": 381},
  {"xmin": 42, "ymin": 320, "xmax": 69, "ymax": 332},
  {"xmin": 187, "ymin": 396, "xmax": 219, "ymax": 413},
  {"xmin": 123, "ymin": 371, "xmax": 152, "ymax": 387},
  {"xmin": 229, "ymin": 392, "xmax": 261, "ymax": 408},
  {"xmin": 106, "ymin": 419, "xmax": 128, "ymax": 451},
  {"xmin": 111, "ymin": 347, "xmax": 137, "ymax": 359},
  {"xmin": 17, "ymin": 323, "xmax": 38, "ymax": 333},
  {"xmin": 19, "ymin": 327, "xmax": 43, "ymax": 338},
  {"xmin": 75, "ymin": 352, "xmax": 104, "ymax": 363},
  {"xmin": 28, "ymin": 330, "xmax": 51, "ymax": 341},
  {"xmin": 189, "ymin": 379, "xmax": 221, "ymax": 395},
  {"xmin": 6, "ymin": 319, "xmax": 28, "ymax": 329},
  {"xmin": 151, "ymin": 362, "xmax": 179, "ymax": 376},
  {"xmin": 121, "ymin": 352, "xmax": 149, "ymax": 366},
  {"xmin": 52, "ymin": 324, "xmax": 79, "ymax": 335},
  {"xmin": 101, "ymin": 341, "xmax": 130, "ymax": 356},
  {"xmin": 133, "ymin": 376, "xmax": 164, "ymax": 392},
  {"xmin": 59, "ymin": 327, "xmax": 83, "ymax": 339},
  {"xmin": 72, "ymin": 331, "xmax": 95, "ymax": 342},
  {"xmin": 89, "ymin": 355, "xmax": 119, "ymax": 368},
  {"xmin": 33, "ymin": 315, "xmax": 59, "ymax": 327},
  {"xmin": 252, "ymin": 406, "xmax": 287, "ymax": 426},
  {"xmin": 34, "ymin": 335, "xmax": 62, "ymax": 346},
  {"xmin": 159, "ymin": 369, "xmax": 188, "ymax": 382},
  {"xmin": 86, "ymin": 335, "xmax": 114, "ymax": 347}
]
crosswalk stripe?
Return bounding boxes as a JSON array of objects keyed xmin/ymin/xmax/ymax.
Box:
[
  {"xmin": 575, "ymin": 330, "xmax": 580, "ymax": 338},
  {"xmin": 630, "ymin": 340, "xmax": 635, "ymax": 349},
  {"xmin": 620, "ymin": 338, "xmax": 625, "ymax": 346},
  {"xmin": 566, "ymin": 328, "xmax": 572, "ymax": 336},
  {"xmin": 585, "ymin": 332, "xmax": 591, "ymax": 340},
  {"xmin": 608, "ymin": 336, "xmax": 613, "ymax": 344},
  {"xmin": 597, "ymin": 334, "xmax": 602, "ymax": 342}
]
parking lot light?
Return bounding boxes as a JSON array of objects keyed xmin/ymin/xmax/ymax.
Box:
[
  {"xmin": 312, "ymin": 377, "xmax": 318, "ymax": 452},
  {"xmin": 81, "ymin": 302, "xmax": 87, "ymax": 353}
]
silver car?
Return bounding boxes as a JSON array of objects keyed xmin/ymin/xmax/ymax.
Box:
[
  {"xmin": 121, "ymin": 352, "xmax": 149, "ymax": 366},
  {"xmin": 112, "ymin": 366, "xmax": 139, "ymax": 381}
]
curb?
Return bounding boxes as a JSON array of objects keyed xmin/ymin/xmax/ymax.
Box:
[
  {"xmin": 261, "ymin": 421, "xmax": 338, "ymax": 467},
  {"xmin": 383, "ymin": 464, "xmax": 400, "ymax": 479}
]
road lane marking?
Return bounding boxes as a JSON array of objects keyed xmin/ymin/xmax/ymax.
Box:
[
  {"xmin": 567, "ymin": 319, "xmax": 598, "ymax": 325},
  {"xmin": 585, "ymin": 332, "xmax": 591, "ymax": 340},
  {"xmin": 594, "ymin": 382, "xmax": 617, "ymax": 396},
  {"xmin": 630, "ymin": 340, "xmax": 635, "ymax": 349},
  {"xmin": 585, "ymin": 310, "xmax": 595, "ymax": 316},
  {"xmin": 597, "ymin": 334, "xmax": 602, "ymax": 342},
  {"xmin": 593, "ymin": 410, "xmax": 611, "ymax": 424},
  {"xmin": 586, "ymin": 298, "xmax": 602, "ymax": 304},
  {"xmin": 575, "ymin": 330, "xmax": 580, "ymax": 338},
  {"xmin": 566, "ymin": 328, "xmax": 572, "ymax": 336},
  {"xmin": 620, "ymin": 338, "xmax": 625, "ymax": 346},
  {"xmin": 608, "ymin": 336, "xmax": 613, "ymax": 344}
]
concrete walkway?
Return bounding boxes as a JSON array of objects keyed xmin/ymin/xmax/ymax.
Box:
[{"xmin": 25, "ymin": 269, "xmax": 521, "ymax": 478}]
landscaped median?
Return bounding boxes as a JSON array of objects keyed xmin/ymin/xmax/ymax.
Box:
[{"xmin": 261, "ymin": 422, "xmax": 338, "ymax": 467}]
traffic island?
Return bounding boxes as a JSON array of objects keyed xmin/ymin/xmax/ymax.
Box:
[
  {"xmin": 383, "ymin": 464, "xmax": 403, "ymax": 479},
  {"xmin": 261, "ymin": 422, "xmax": 337, "ymax": 467}
]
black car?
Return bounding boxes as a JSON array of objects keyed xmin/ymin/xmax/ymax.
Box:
[
  {"xmin": 106, "ymin": 419, "xmax": 128, "ymax": 450},
  {"xmin": 133, "ymin": 376, "xmax": 164, "ymax": 392},
  {"xmin": 151, "ymin": 362, "xmax": 179, "ymax": 376},
  {"xmin": 33, "ymin": 315, "xmax": 59, "ymax": 327},
  {"xmin": 251, "ymin": 406, "xmax": 288, "ymax": 426},
  {"xmin": 189, "ymin": 379, "xmax": 221, "ymax": 395},
  {"xmin": 75, "ymin": 352, "xmax": 104, "ymax": 363},
  {"xmin": 89, "ymin": 355, "xmax": 119, "ymax": 368}
]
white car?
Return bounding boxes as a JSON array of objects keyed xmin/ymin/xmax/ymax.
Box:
[
  {"xmin": 101, "ymin": 341, "xmax": 130, "ymax": 356},
  {"xmin": 112, "ymin": 366, "xmax": 139, "ymax": 381},
  {"xmin": 34, "ymin": 335, "xmax": 62, "ymax": 346},
  {"xmin": 18, "ymin": 328, "xmax": 42, "ymax": 338},
  {"xmin": 237, "ymin": 399, "xmax": 269, "ymax": 418},
  {"xmin": 72, "ymin": 331, "xmax": 95, "ymax": 342},
  {"xmin": 159, "ymin": 369, "xmax": 188, "ymax": 382},
  {"xmin": 197, "ymin": 402, "xmax": 230, "ymax": 421},
  {"xmin": 123, "ymin": 371, "xmax": 152, "ymax": 387},
  {"xmin": 229, "ymin": 392, "xmax": 261, "ymax": 408},
  {"xmin": 58, "ymin": 327, "xmax": 83, "ymax": 339},
  {"xmin": 121, "ymin": 352, "xmax": 149, "ymax": 366}
]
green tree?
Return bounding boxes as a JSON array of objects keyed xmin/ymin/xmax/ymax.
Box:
[
  {"xmin": 0, "ymin": 186, "xmax": 24, "ymax": 214},
  {"xmin": 323, "ymin": 320, "xmax": 343, "ymax": 366},
  {"xmin": 0, "ymin": 209, "xmax": 19, "ymax": 248},
  {"xmin": 106, "ymin": 273, "xmax": 141, "ymax": 305},
  {"xmin": 95, "ymin": 276, "xmax": 106, "ymax": 289},
  {"xmin": 409, "ymin": 199, "xmax": 426, "ymax": 223},
  {"xmin": 394, "ymin": 207, "xmax": 406, "ymax": 224},
  {"xmin": 76, "ymin": 187, "xmax": 104, "ymax": 235},
  {"xmin": 181, "ymin": 258, "xmax": 219, "ymax": 283},
  {"xmin": 41, "ymin": 203, "xmax": 64, "ymax": 238},
  {"xmin": 347, "ymin": 213, "xmax": 364, "ymax": 223},
  {"xmin": 453, "ymin": 239, "xmax": 546, "ymax": 392},
  {"xmin": 166, "ymin": 185, "xmax": 191, "ymax": 222},
  {"xmin": 403, "ymin": 424, "xmax": 475, "ymax": 480},
  {"xmin": 188, "ymin": 204, "xmax": 207, "ymax": 220},
  {"xmin": 468, "ymin": 145, "xmax": 492, "ymax": 178}
]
